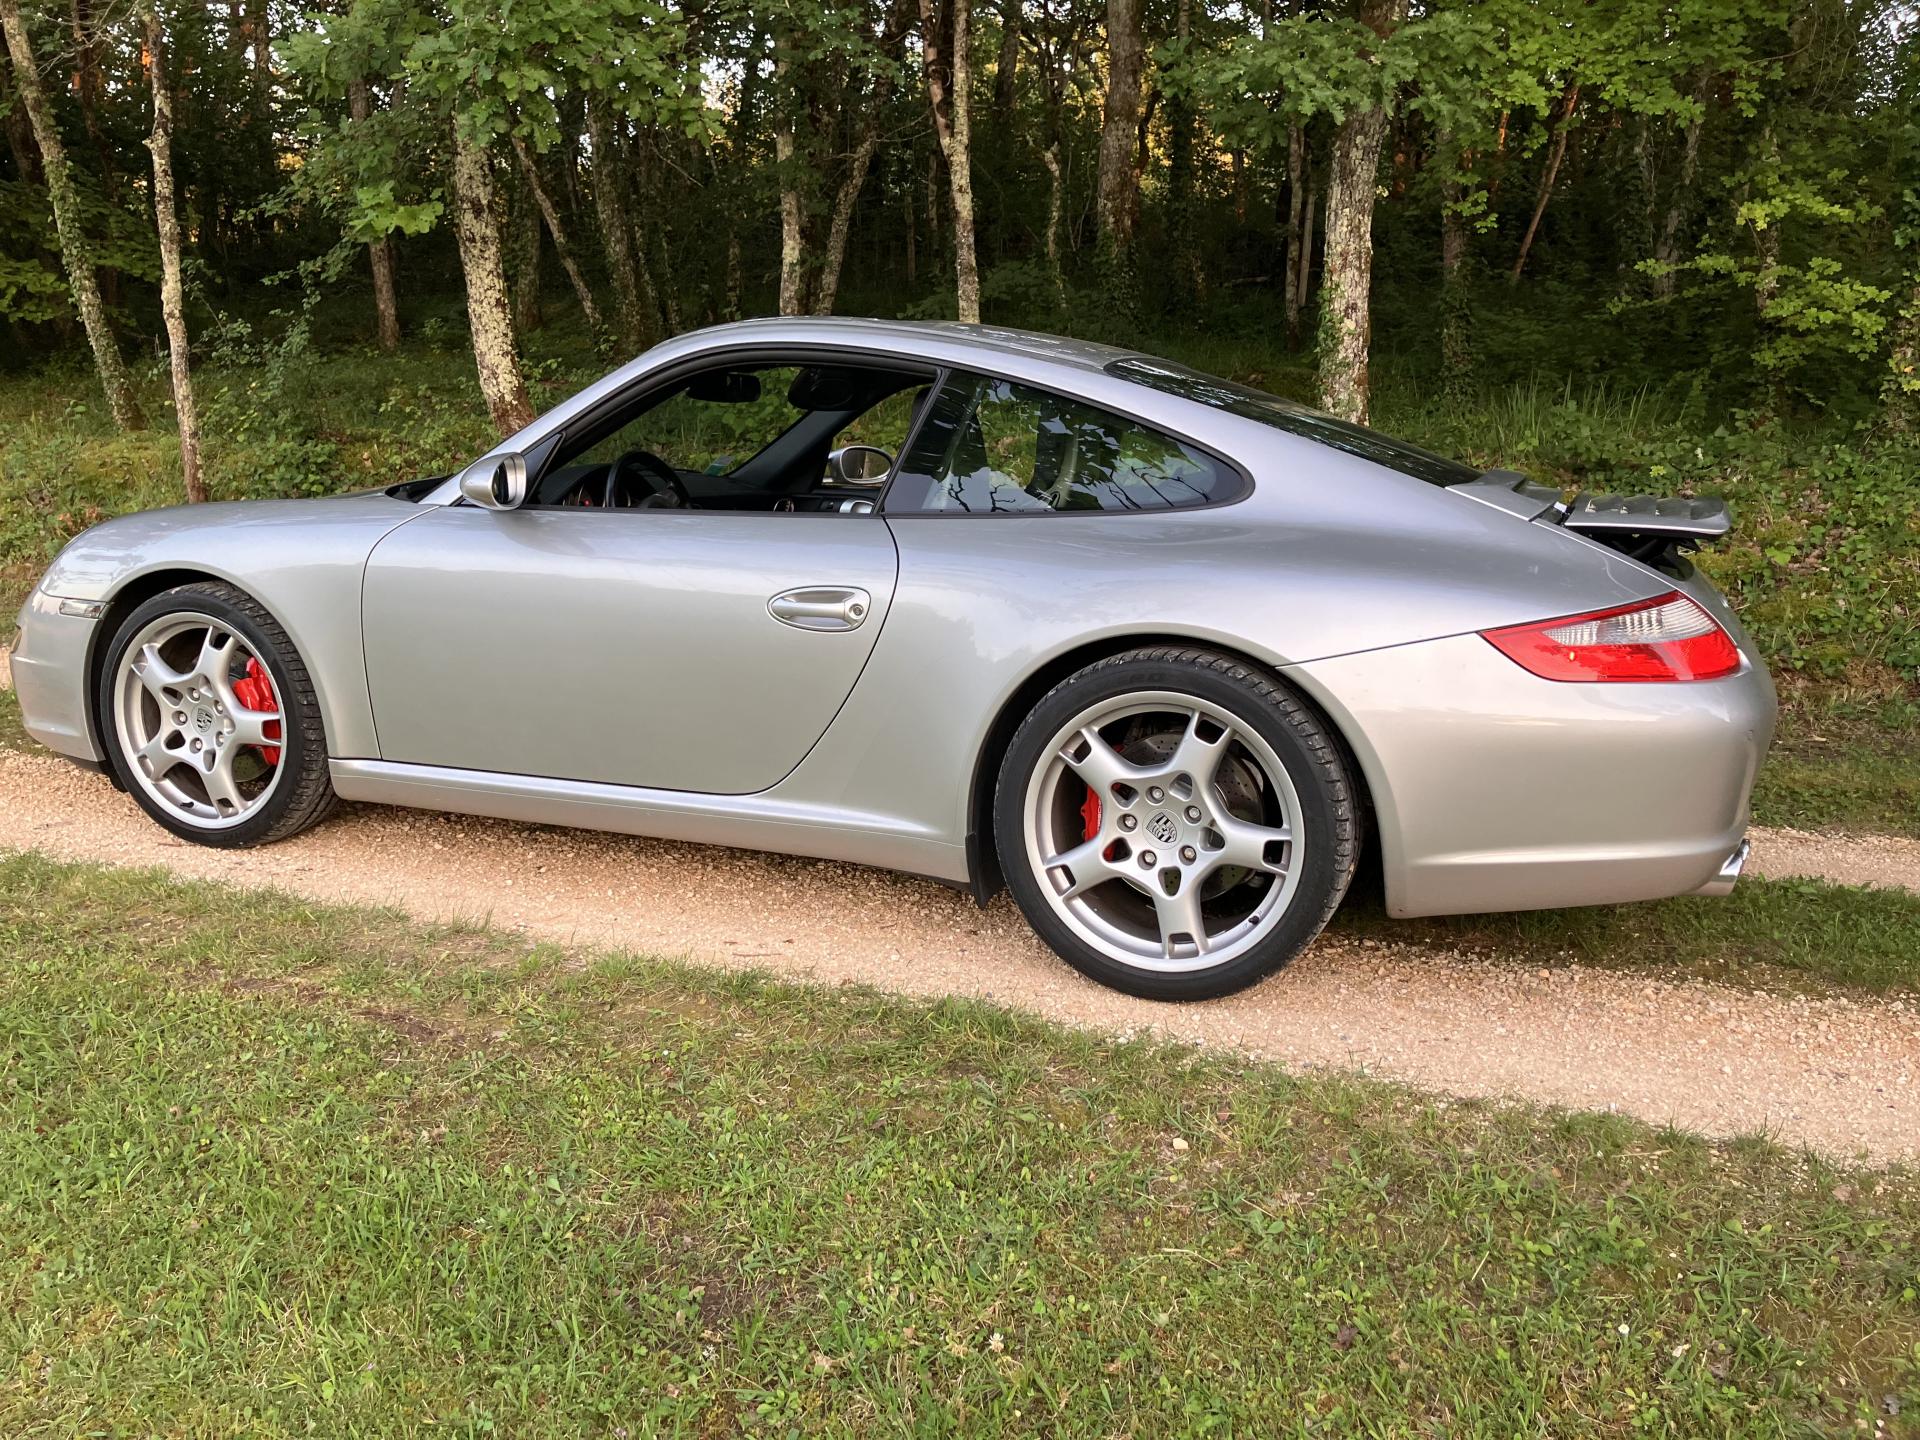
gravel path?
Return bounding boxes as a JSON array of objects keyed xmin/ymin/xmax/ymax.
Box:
[
  {"xmin": 1749, "ymin": 824, "xmax": 1920, "ymax": 894},
  {"xmin": 1, "ymin": 751, "xmax": 1915, "ymax": 1162}
]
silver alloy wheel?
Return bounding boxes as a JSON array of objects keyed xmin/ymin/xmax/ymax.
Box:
[
  {"xmin": 1022, "ymin": 690, "xmax": 1304, "ymax": 973},
  {"xmin": 112, "ymin": 611, "xmax": 287, "ymax": 830}
]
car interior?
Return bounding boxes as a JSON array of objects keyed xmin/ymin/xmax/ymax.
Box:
[{"xmin": 529, "ymin": 360, "xmax": 936, "ymax": 512}]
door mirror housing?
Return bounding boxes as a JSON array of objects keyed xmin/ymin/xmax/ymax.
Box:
[
  {"xmin": 460, "ymin": 452, "xmax": 529, "ymax": 510},
  {"xmin": 829, "ymin": 445, "xmax": 894, "ymax": 487}
]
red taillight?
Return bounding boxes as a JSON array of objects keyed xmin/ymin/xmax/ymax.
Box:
[{"xmin": 1482, "ymin": 591, "xmax": 1742, "ymax": 682}]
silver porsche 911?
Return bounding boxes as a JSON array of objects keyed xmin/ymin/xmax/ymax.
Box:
[{"xmin": 12, "ymin": 319, "xmax": 1775, "ymax": 999}]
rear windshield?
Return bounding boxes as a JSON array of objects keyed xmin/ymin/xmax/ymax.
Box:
[{"xmin": 1106, "ymin": 357, "xmax": 1478, "ymax": 489}]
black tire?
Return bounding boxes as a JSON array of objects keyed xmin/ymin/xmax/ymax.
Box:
[
  {"xmin": 96, "ymin": 581, "xmax": 337, "ymax": 848},
  {"xmin": 994, "ymin": 646, "xmax": 1359, "ymax": 1001}
]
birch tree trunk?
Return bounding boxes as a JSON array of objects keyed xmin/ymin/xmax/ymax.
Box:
[
  {"xmin": 587, "ymin": 99, "xmax": 650, "ymax": 352},
  {"xmin": 1316, "ymin": 0, "xmax": 1406, "ymax": 425},
  {"xmin": 1509, "ymin": 81, "xmax": 1580, "ymax": 284},
  {"xmin": 347, "ymin": 79, "xmax": 401, "ymax": 350},
  {"xmin": 142, "ymin": 6, "xmax": 203, "ymax": 501},
  {"xmin": 512, "ymin": 136, "xmax": 605, "ymax": 344},
  {"xmin": 1, "ymin": 0, "xmax": 142, "ymax": 429},
  {"xmin": 920, "ymin": 0, "xmax": 981, "ymax": 323},
  {"xmin": 449, "ymin": 124, "xmax": 535, "ymax": 437}
]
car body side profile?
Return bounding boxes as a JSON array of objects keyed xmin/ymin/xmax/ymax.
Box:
[{"xmin": 12, "ymin": 318, "xmax": 1776, "ymax": 999}]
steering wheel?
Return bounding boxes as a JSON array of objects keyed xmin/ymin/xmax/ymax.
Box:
[{"xmin": 605, "ymin": 448, "xmax": 693, "ymax": 509}]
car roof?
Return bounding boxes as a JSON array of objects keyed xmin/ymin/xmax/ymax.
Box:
[{"xmin": 684, "ymin": 316, "xmax": 1138, "ymax": 377}]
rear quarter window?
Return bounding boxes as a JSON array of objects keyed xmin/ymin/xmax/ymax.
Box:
[
  {"xmin": 1106, "ymin": 357, "xmax": 1478, "ymax": 489},
  {"xmin": 885, "ymin": 371, "xmax": 1243, "ymax": 514}
]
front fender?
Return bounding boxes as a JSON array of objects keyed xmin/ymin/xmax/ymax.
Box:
[{"xmin": 35, "ymin": 493, "xmax": 425, "ymax": 760}]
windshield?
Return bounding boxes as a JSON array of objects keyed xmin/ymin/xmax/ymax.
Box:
[{"xmin": 1106, "ymin": 357, "xmax": 1478, "ymax": 489}]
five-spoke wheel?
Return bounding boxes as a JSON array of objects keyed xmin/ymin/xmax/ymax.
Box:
[
  {"xmin": 997, "ymin": 648, "xmax": 1357, "ymax": 1000},
  {"xmin": 113, "ymin": 611, "xmax": 285, "ymax": 828},
  {"xmin": 98, "ymin": 581, "xmax": 336, "ymax": 848}
]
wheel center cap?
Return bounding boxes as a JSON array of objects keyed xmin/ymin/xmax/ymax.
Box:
[
  {"xmin": 1146, "ymin": 811, "xmax": 1179, "ymax": 845},
  {"xmin": 192, "ymin": 707, "xmax": 214, "ymax": 733}
]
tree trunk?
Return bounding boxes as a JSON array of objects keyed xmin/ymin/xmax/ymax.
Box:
[
  {"xmin": 1884, "ymin": 275, "xmax": 1920, "ymax": 432},
  {"xmin": 815, "ymin": 124, "xmax": 880, "ymax": 316},
  {"xmin": 815, "ymin": 0, "xmax": 915, "ymax": 316},
  {"xmin": 1439, "ymin": 135, "xmax": 1473, "ymax": 395},
  {"xmin": 1316, "ymin": 0, "xmax": 1406, "ymax": 425},
  {"xmin": 1753, "ymin": 127, "xmax": 1781, "ymax": 324},
  {"xmin": 1651, "ymin": 89, "xmax": 1708, "ymax": 298},
  {"xmin": 1509, "ymin": 81, "xmax": 1580, "ymax": 285},
  {"xmin": 1040, "ymin": 140, "xmax": 1066, "ymax": 304},
  {"xmin": 1293, "ymin": 163, "xmax": 1317, "ymax": 339},
  {"xmin": 993, "ymin": 0, "xmax": 1019, "ymax": 111},
  {"xmin": 448, "ymin": 124, "xmax": 534, "ymax": 437},
  {"xmin": 1283, "ymin": 121, "xmax": 1307, "ymax": 346},
  {"xmin": 1095, "ymin": 0, "xmax": 1143, "ymax": 248},
  {"xmin": 1165, "ymin": 0, "xmax": 1199, "ymax": 306},
  {"xmin": 587, "ymin": 99, "xmax": 650, "ymax": 352},
  {"xmin": 920, "ymin": 0, "xmax": 981, "ymax": 322},
  {"xmin": 0, "ymin": 51, "xmax": 38, "ymax": 181},
  {"xmin": 1094, "ymin": 0, "xmax": 1143, "ymax": 317},
  {"xmin": 512, "ymin": 136, "xmax": 605, "ymax": 345},
  {"xmin": 142, "ymin": 6, "xmax": 203, "ymax": 501},
  {"xmin": 773, "ymin": 101, "xmax": 809, "ymax": 311},
  {"xmin": 511, "ymin": 165, "xmax": 544, "ymax": 334},
  {"xmin": 0, "ymin": 0, "xmax": 142, "ymax": 429},
  {"xmin": 346, "ymin": 79, "xmax": 402, "ymax": 350}
]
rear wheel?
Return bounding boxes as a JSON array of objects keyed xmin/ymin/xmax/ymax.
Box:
[
  {"xmin": 98, "ymin": 581, "xmax": 336, "ymax": 848},
  {"xmin": 995, "ymin": 647, "xmax": 1358, "ymax": 1000}
]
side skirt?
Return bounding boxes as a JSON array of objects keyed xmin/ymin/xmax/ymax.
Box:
[{"xmin": 327, "ymin": 758, "xmax": 971, "ymax": 883}]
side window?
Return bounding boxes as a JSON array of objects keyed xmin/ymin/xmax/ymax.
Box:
[
  {"xmin": 577, "ymin": 366, "xmax": 807, "ymax": 477},
  {"xmin": 884, "ymin": 372, "xmax": 1236, "ymax": 514}
]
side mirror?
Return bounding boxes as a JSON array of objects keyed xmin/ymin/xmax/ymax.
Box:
[
  {"xmin": 460, "ymin": 452, "xmax": 529, "ymax": 510},
  {"xmin": 829, "ymin": 445, "xmax": 894, "ymax": 487}
]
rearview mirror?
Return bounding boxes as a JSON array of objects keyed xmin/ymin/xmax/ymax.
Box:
[
  {"xmin": 460, "ymin": 452, "xmax": 529, "ymax": 511},
  {"xmin": 687, "ymin": 370, "xmax": 762, "ymax": 404},
  {"xmin": 829, "ymin": 445, "xmax": 893, "ymax": 487}
]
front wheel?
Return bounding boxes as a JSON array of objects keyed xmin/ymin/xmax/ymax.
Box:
[
  {"xmin": 97, "ymin": 581, "xmax": 336, "ymax": 848},
  {"xmin": 995, "ymin": 647, "xmax": 1359, "ymax": 1001}
]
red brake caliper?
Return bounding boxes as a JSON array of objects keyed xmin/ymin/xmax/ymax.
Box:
[
  {"xmin": 1080, "ymin": 785, "xmax": 1102, "ymax": 842},
  {"xmin": 231, "ymin": 657, "xmax": 282, "ymax": 766}
]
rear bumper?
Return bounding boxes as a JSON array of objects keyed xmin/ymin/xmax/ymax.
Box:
[
  {"xmin": 11, "ymin": 588, "xmax": 104, "ymax": 763},
  {"xmin": 1286, "ymin": 630, "xmax": 1776, "ymax": 918}
]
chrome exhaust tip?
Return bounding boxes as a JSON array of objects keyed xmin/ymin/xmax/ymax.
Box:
[{"xmin": 1691, "ymin": 837, "xmax": 1751, "ymax": 898}]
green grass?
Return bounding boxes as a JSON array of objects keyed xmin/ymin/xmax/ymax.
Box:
[
  {"xmin": 0, "ymin": 851, "xmax": 1916, "ymax": 1437},
  {"xmin": 1755, "ymin": 694, "xmax": 1920, "ymax": 839},
  {"xmin": 1340, "ymin": 874, "xmax": 1920, "ymax": 997}
]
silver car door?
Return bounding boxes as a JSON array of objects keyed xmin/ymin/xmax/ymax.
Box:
[{"xmin": 360, "ymin": 505, "xmax": 898, "ymax": 794}]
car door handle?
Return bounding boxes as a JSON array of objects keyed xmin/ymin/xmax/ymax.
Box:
[{"xmin": 768, "ymin": 586, "xmax": 872, "ymax": 632}]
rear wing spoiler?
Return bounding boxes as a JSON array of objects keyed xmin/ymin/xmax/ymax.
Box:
[{"xmin": 1448, "ymin": 470, "xmax": 1730, "ymax": 557}]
